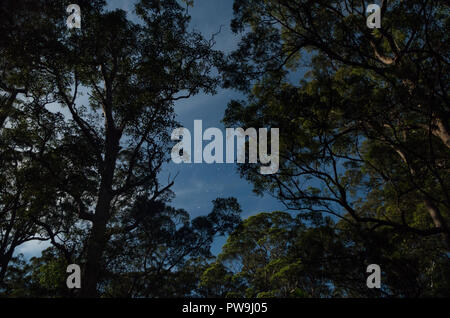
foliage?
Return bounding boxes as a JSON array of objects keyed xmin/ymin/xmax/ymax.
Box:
[
  {"xmin": 201, "ymin": 212, "xmax": 450, "ymax": 297},
  {"xmin": 222, "ymin": 0, "xmax": 450, "ymax": 248}
]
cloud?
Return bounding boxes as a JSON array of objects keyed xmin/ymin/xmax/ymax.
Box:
[{"xmin": 15, "ymin": 240, "xmax": 51, "ymax": 260}]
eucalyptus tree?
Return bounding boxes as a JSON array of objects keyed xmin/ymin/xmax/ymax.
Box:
[
  {"xmin": 102, "ymin": 197, "xmax": 241, "ymax": 297},
  {"xmin": 201, "ymin": 211, "xmax": 450, "ymax": 297},
  {"xmin": 222, "ymin": 0, "xmax": 450, "ymax": 248},
  {"xmin": 2, "ymin": 0, "xmax": 223, "ymax": 297},
  {"xmin": 1, "ymin": 198, "xmax": 242, "ymax": 298},
  {"xmin": 46, "ymin": 0, "xmax": 222, "ymax": 297},
  {"xmin": 0, "ymin": 0, "xmax": 87, "ymax": 284}
]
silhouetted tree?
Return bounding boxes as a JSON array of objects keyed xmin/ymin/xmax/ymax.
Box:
[
  {"xmin": 1, "ymin": 0, "xmax": 223, "ymax": 296},
  {"xmin": 222, "ymin": 0, "xmax": 450, "ymax": 248},
  {"xmin": 201, "ymin": 211, "xmax": 450, "ymax": 297}
]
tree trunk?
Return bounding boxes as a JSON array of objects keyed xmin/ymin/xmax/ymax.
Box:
[
  {"xmin": 0, "ymin": 260, "xmax": 8, "ymax": 285},
  {"xmin": 81, "ymin": 129, "xmax": 120, "ymax": 297},
  {"xmin": 432, "ymin": 118, "xmax": 450, "ymax": 150},
  {"xmin": 81, "ymin": 190, "xmax": 112, "ymax": 297},
  {"xmin": 0, "ymin": 91, "xmax": 18, "ymax": 129},
  {"xmin": 424, "ymin": 198, "xmax": 450, "ymax": 250},
  {"xmin": 392, "ymin": 146, "xmax": 450, "ymax": 249},
  {"xmin": 0, "ymin": 249, "xmax": 14, "ymax": 287}
]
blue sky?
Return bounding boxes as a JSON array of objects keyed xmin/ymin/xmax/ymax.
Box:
[
  {"xmin": 146, "ymin": 0, "xmax": 287, "ymax": 253},
  {"xmin": 16, "ymin": 0, "xmax": 287, "ymax": 258},
  {"xmin": 106, "ymin": 0, "xmax": 287, "ymax": 253}
]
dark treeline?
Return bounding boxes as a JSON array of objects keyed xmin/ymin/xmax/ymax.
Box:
[{"xmin": 0, "ymin": 0, "xmax": 449, "ymax": 298}]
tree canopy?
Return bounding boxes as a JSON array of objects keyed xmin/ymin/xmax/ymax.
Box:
[
  {"xmin": 222, "ymin": 0, "xmax": 450, "ymax": 249},
  {"xmin": 1, "ymin": 0, "xmax": 449, "ymax": 298}
]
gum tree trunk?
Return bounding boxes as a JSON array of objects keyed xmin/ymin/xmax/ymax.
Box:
[{"xmin": 81, "ymin": 128, "xmax": 120, "ymax": 297}]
